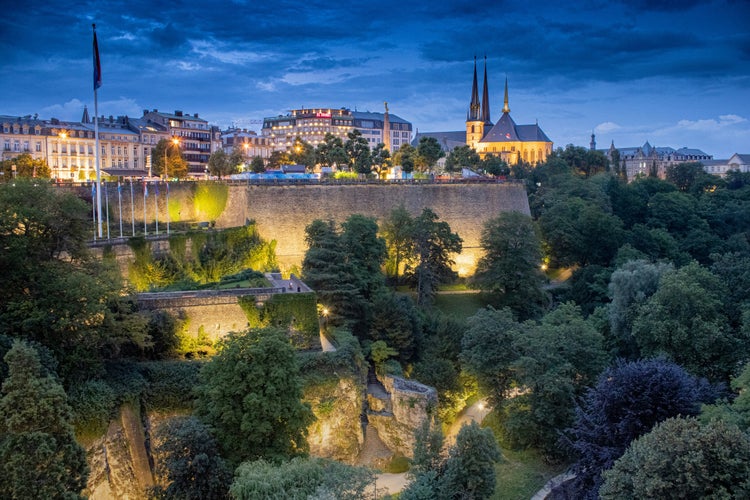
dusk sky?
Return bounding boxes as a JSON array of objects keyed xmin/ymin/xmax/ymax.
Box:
[{"xmin": 1, "ymin": 0, "xmax": 748, "ymax": 158}]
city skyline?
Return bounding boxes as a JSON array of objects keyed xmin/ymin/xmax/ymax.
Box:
[{"xmin": 1, "ymin": 0, "xmax": 748, "ymax": 158}]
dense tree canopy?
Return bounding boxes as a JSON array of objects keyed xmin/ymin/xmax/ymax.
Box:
[
  {"xmin": 565, "ymin": 358, "xmax": 718, "ymax": 498},
  {"xmin": 474, "ymin": 211, "xmax": 547, "ymax": 319},
  {"xmin": 405, "ymin": 208, "xmax": 462, "ymax": 306},
  {"xmin": 0, "ymin": 341, "xmax": 88, "ymax": 499},
  {"xmin": 194, "ymin": 328, "xmax": 314, "ymax": 464},
  {"xmin": 1, "ymin": 153, "xmax": 51, "ymax": 180},
  {"xmin": 207, "ymin": 148, "xmax": 243, "ymax": 179},
  {"xmin": 151, "ymin": 138, "xmax": 188, "ymax": 179},
  {"xmin": 600, "ymin": 417, "xmax": 750, "ymax": 499}
]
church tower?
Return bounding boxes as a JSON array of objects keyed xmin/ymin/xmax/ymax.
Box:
[
  {"xmin": 590, "ymin": 131, "xmax": 596, "ymax": 150},
  {"xmin": 481, "ymin": 55, "xmax": 492, "ymax": 126},
  {"xmin": 466, "ymin": 57, "xmax": 485, "ymax": 149}
]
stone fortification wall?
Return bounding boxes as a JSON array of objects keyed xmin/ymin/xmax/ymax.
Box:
[
  {"xmin": 79, "ymin": 181, "xmax": 529, "ymax": 273},
  {"xmin": 217, "ymin": 182, "xmax": 530, "ymax": 274}
]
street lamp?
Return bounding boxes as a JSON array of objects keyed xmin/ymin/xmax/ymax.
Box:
[{"xmin": 164, "ymin": 137, "xmax": 180, "ymax": 180}]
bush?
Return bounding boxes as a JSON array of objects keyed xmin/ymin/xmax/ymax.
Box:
[
  {"xmin": 68, "ymin": 379, "xmax": 117, "ymax": 439},
  {"xmin": 139, "ymin": 361, "xmax": 202, "ymax": 412}
]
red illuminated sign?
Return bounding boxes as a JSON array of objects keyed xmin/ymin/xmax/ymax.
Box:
[{"xmin": 315, "ymin": 112, "xmax": 332, "ymax": 118}]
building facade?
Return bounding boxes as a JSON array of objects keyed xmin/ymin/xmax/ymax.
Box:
[
  {"xmin": 261, "ymin": 106, "xmax": 413, "ymax": 153},
  {"xmin": 141, "ymin": 110, "xmax": 221, "ymax": 177},
  {"xmin": 605, "ymin": 140, "xmax": 713, "ymax": 180},
  {"xmin": 220, "ymin": 128, "xmax": 274, "ymax": 163}
]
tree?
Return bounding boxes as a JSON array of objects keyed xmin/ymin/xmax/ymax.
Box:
[
  {"xmin": 0, "ymin": 180, "xmax": 142, "ymax": 380},
  {"xmin": 557, "ymin": 145, "xmax": 608, "ymax": 178},
  {"xmin": 600, "ymin": 417, "xmax": 750, "ymax": 499},
  {"xmin": 344, "ymin": 129, "xmax": 372, "ymax": 174},
  {"xmin": 290, "ymin": 136, "xmax": 315, "ymax": 167},
  {"xmin": 230, "ymin": 457, "xmax": 374, "ymax": 500},
  {"xmin": 405, "ymin": 208, "xmax": 462, "ymax": 306},
  {"xmin": 207, "ymin": 148, "xmax": 243, "ymax": 179},
  {"xmin": 481, "ymin": 155, "xmax": 510, "ymax": 177},
  {"xmin": 194, "ymin": 328, "xmax": 314, "ymax": 464},
  {"xmin": 702, "ymin": 361, "xmax": 750, "ymax": 431},
  {"xmin": 416, "ymin": 136, "xmax": 444, "ymax": 172},
  {"xmin": 445, "ymin": 145, "xmax": 480, "ymax": 173},
  {"xmin": 0, "ymin": 341, "xmax": 88, "ymax": 499},
  {"xmin": 370, "ymin": 293, "xmax": 422, "ymax": 363},
  {"xmin": 393, "ymin": 143, "xmax": 417, "ymax": 174},
  {"xmin": 150, "ymin": 416, "xmax": 232, "ymax": 499},
  {"xmin": 666, "ymin": 161, "xmax": 709, "ymax": 192},
  {"xmin": 632, "ymin": 262, "xmax": 746, "ymax": 382},
  {"xmin": 249, "ymin": 156, "xmax": 266, "ymax": 173},
  {"xmin": 371, "ymin": 142, "xmax": 391, "ymax": 177},
  {"xmin": 606, "ymin": 259, "xmax": 673, "ymax": 358},
  {"xmin": 315, "ymin": 133, "xmax": 348, "ymax": 171},
  {"xmin": 0, "ymin": 153, "xmax": 51, "ymax": 180},
  {"xmin": 565, "ymin": 358, "xmax": 718, "ymax": 499},
  {"xmin": 340, "ymin": 214, "xmax": 387, "ymax": 303},
  {"xmin": 267, "ymin": 150, "xmax": 290, "ymax": 170},
  {"xmin": 507, "ymin": 303, "xmax": 607, "ymax": 457},
  {"xmin": 152, "ymin": 139, "xmax": 188, "ymax": 179},
  {"xmin": 474, "ymin": 212, "xmax": 547, "ymax": 319},
  {"xmin": 440, "ymin": 422, "xmax": 502, "ymax": 500},
  {"xmin": 461, "ymin": 307, "xmax": 522, "ymax": 407},
  {"xmin": 381, "ymin": 205, "xmax": 414, "ymax": 284}
]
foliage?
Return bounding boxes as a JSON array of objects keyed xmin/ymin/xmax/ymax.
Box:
[
  {"xmin": 344, "ymin": 129, "xmax": 372, "ymax": 174},
  {"xmin": 68, "ymin": 378, "xmax": 117, "ymax": 439},
  {"xmin": 632, "ymin": 261, "xmax": 746, "ymax": 382},
  {"xmin": 152, "ymin": 139, "xmax": 188, "ymax": 179},
  {"xmin": 475, "ymin": 211, "xmax": 547, "ymax": 319},
  {"xmin": 127, "ymin": 224, "xmax": 277, "ymax": 291},
  {"xmin": 230, "ymin": 456, "xmax": 375, "ymax": 500},
  {"xmin": 403, "ymin": 421, "xmax": 501, "ymax": 500},
  {"xmin": 394, "ymin": 143, "xmax": 417, "ymax": 173},
  {"xmin": 207, "ymin": 148, "xmax": 243, "ymax": 179},
  {"xmin": 381, "ymin": 204, "xmax": 415, "ymax": 283},
  {"xmin": 150, "ymin": 416, "xmax": 232, "ymax": 500},
  {"xmin": 370, "ymin": 292, "xmax": 423, "ymax": 363},
  {"xmin": 565, "ymin": 358, "xmax": 718, "ymax": 499},
  {"xmin": 416, "ymin": 136, "xmax": 445, "ymax": 171},
  {"xmin": 445, "ymin": 145, "xmax": 481, "ymax": 172},
  {"xmin": 194, "ymin": 327, "xmax": 314, "ymax": 464},
  {"xmin": 606, "ymin": 259, "xmax": 672, "ymax": 358},
  {"xmin": 0, "ymin": 341, "xmax": 88, "ymax": 499},
  {"xmin": 0, "ymin": 152, "xmax": 51, "ymax": 180},
  {"xmin": 140, "ymin": 360, "xmax": 202, "ymax": 412},
  {"xmin": 405, "ymin": 208, "xmax": 463, "ymax": 306},
  {"xmin": 701, "ymin": 361, "xmax": 750, "ymax": 431},
  {"xmin": 193, "ymin": 182, "xmax": 228, "ymax": 222},
  {"xmin": 260, "ymin": 293, "xmax": 319, "ymax": 349},
  {"xmin": 461, "ymin": 307, "xmax": 522, "ymax": 407},
  {"xmin": 370, "ymin": 340, "xmax": 398, "ymax": 374},
  {"xmin": 249, "ymin": 155, "xmax": 266, "ymax": 173},
  {"xmin": 440, "ymin": 421, "xmax": 502, "ymax": 499},
  {"xmin": 315, "ymin": 133, "xmax": 348, "ymax": 170},
  {"xmin": 600, "ymin": 417, "xmax": 750, "ymax": 499},
  {"xmin": 507, "ymin": 303, "xmax": 607, "ymax": 457}
]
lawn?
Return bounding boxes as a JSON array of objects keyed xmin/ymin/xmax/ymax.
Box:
[
  {"xmin": 432, "ymin": 291, "xmax": 490, "ymax": 320},
  {"xmin": 492, "ymin": 447, "xmax": 568, "ymax": 500}
]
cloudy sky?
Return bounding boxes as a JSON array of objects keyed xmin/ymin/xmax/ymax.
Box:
[{"xmin": 1, "ymin": 0, "xmax": 748, "ymax": 158}]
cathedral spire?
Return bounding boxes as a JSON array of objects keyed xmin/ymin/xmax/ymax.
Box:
[
  {"xmin": 502, "ymin": 77, "xmax": 510, "ymax": 114},
  {"xmin": 468, "ymin": 56, "xmax": 481, "ymax": 121},
  {"xmin": 82, "ymin": 105, "xmax": 90, "ymax": 124},
  {"xmin": 481, "ymin": 55, "xmax": 491, "ymax": 125}
]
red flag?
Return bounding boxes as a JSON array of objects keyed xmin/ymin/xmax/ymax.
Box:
[{"xmin": 93, "ymin": 25, "xmax": 102, "ymax": 90}]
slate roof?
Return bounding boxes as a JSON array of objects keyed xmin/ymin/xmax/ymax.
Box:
[
  {"xmin": 352, "ymin": 111, "xmax": 411, "ymax": 125},
  {"xmin": 480, "ymin": 112, "xmax": 552, "ymax": 143}
]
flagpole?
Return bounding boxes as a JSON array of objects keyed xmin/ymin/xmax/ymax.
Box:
[
  {"xmin": 91, "ymin": 183, "xmax": 97, "ymax": 240},
  {"xmin": 166, "ymin": 181, "xmax": 170, "ymax": 235},
  {"xmin": 143, "ymin": 181, "xmax": 148, "ymax": 235},
  {"xmin": 93, "ymin": 24, "xmax": 103, "ymax": 238},
  {"xmin": 105, "ymin": 181, "xmax": 110, "ymax": 240},
  {"xmin": 154, "ymin": 182, "xmax": 159, "ymax": 235},
  {"xmin": 118, "ymin": 182, "xmax": 123, "ymax": 238},
  {"xmin": 130, "ymin": 179, "xmax": 135, "ymax": 236}
]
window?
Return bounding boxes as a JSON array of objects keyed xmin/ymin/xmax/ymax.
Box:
[
  {"xmin": 3, "ymin": 140, "xmax": 9, "ymax": 151},
  {"xmin": 23, "ymin": 141, "xmax": 29, "ymax": 151},
  {"xmin": 35, "ymin": 141, "xmax": 41, "ymax": 152},
  {"xmin": 88, "ymin": 145, "xmax": 93, "ymax": 154}
]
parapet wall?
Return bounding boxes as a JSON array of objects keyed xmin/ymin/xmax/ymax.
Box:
[{"xmin": 218, "ymin": 182, "xmax": 530, "ymax": 274}]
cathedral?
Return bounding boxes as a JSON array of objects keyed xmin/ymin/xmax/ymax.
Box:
[{"xmin": 414, "ymin": 58, "xmax": 553, "ymax": 166}]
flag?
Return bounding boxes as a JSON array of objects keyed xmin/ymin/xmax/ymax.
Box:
[
  {"xmin": 93, "ymin": 25, "xmax": 102, "ymax": 90},
  {"xmin": 155, "ymin": 182, "xmax": 160, "ymax": 195},
  {"xmin": 91, "ymin": 182, "xmax": 96, "ymax": 199},
  {"xmin": 143, "ymin": 181, "xmax": 148, "ymax": 197},
  {"xmin": 117, "ymin": 181, "xmax": 121, "ymax": 194}
]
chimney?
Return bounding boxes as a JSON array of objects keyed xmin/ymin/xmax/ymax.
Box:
[
  {"xmin": 194, "ymin": 113, "xmax": 199, "ymax": 118},
  {"xmin": 175, "ymin": 110, "xmax": 183, "ymax": 116}
]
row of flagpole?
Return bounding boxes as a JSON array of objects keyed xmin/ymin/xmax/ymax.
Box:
[{"xmin": 92, "ymin": 180, "xmax": 172, "ymax": 240}]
